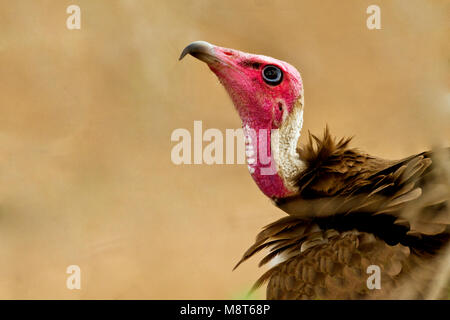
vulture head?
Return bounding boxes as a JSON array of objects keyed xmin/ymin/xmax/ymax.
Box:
[{"xmin": 180, "ymin": 41, "xmax": 306, "ymax": 199}]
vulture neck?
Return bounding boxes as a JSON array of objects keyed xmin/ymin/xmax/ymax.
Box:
[{"xmin": 244, "ymin": 103, "xmax": 305, "ymax": 199}]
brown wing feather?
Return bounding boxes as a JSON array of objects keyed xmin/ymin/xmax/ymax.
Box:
[
  {"xmin": 266, "ymin": 231, "xmax": 411, "ymax": 300},
  {"xmin": 235, "ymin": 127, "xmax": 450, "ymax": 299}
]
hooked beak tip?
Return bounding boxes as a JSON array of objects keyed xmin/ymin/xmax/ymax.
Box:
[{"xmin": 179, "ymin": 41, "xmax": 217, "ymax": 63}]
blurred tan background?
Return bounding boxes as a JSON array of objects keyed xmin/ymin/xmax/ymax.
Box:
[{"xmin": 0, "ymin": 0, "xmax": 448, "ymax": 299}]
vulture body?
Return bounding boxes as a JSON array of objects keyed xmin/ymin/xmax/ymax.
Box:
[
  {"xmin": 236, "ymin": 130, "xmax": 450, "ymax": 299},
  {"xmin": 180, "ymin": 41, "xmax": 450, "ymax": 299}
]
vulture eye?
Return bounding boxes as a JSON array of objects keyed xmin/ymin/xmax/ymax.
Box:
[{"xmin": 262, "ymin": 65, "xmax": 283, "ymax": 86}]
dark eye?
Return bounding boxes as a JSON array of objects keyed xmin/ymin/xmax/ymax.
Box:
[{"xmin": 262, "ymin": 65, "xmax": 283, "ymax": 86}]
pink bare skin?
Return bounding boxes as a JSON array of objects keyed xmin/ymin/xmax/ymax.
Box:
[{"xmin": 180, "ymin": 41, "xmax": 304, "ymax": 199}]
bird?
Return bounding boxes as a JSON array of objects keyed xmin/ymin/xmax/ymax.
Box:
[{"xmin": 179, "ymin": 41, "xmax": 450, "ymax": 299}]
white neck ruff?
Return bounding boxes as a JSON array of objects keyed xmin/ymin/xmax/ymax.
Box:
[{"xmin": 271, "ymin": 101, "xmax": 305, "ymax": 192}]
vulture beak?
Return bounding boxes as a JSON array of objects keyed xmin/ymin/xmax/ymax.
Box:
[{"xmin": 179, "ymin": 41, "xmax": 221, "ymax": 65}]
